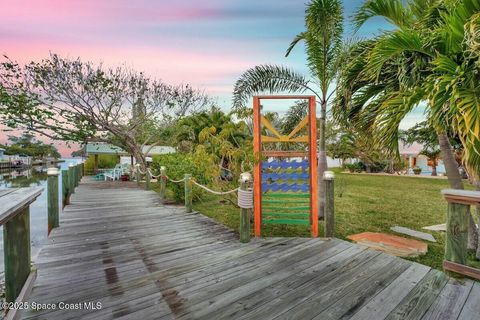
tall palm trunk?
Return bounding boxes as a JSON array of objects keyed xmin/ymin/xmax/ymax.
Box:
[
  {"xmin": 438, "ymin": 133, "xmax": 463, "ymax": 188},
  {"xmin": 438, "ymin": 132, "xmax": 478, "ymax": 250},
  {"xmin": 318, "ymin": 99, "xmax": 328, "ymax": 219}
]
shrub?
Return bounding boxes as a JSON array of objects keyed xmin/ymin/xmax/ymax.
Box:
[
  {"xmin": 413, "ymin": 166, "xmax": 422, "ymax": 175},
  {"xmin": 368, "ymin": 160, "xmax": 389, "ymax": 173},
  {"xmin": 151, "ymin": 153, "xmax": 215, "ymax": 202},
  {"xmin": 343, "ymin": 163, "xmax": 356, "ymax": 173},
  {"xmin": 354, "ymin": 162, "xmax": 366, "ymax": 173},
  {"xmin": 84, "ymin": 155, "xmax": 118, "ymax": 174},
  {"xmin": 343, "ymin": 162, "xmax": 365, "ymax": 173}
]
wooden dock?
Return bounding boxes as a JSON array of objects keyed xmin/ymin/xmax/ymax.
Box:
[{"xmin": 21, "ymin": 180, "xmax": 479, "ymax": 320}]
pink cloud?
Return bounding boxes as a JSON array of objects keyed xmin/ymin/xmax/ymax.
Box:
[
  {"xmin": 1, "ymin": 39, "xmax": 255, "ymax": 89},
  {"xmin": 0, "ymin": 0, "xmax": 226, "ymax": 26}
]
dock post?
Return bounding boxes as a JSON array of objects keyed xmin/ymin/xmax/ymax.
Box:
[
  {"xmin": 159, "ymin": 166, "xmax": 166, "ymax": 200},
  {"xmin": 62, "ymin": 169, "xmax": 70, "ymax": 207},
  {"xmin": 445, "ymin": 202, "xmax": 469, "ymax": 266},
  {"xmin": 68, "ymin": 163, "xmax": 75, "ymax": 194},
  {"xmin": 73, "ymin": 165, "xmax": 77, "ymax": 188},
  {"xmin": 184, "ymin": 174, "xmax": 192, "ymax": 213},
  {"xmin": 239, "ymin": 172, "xmax": 252, "ymax": 243},
  {"xmin": 324, "ymin": 171, "xmax": 335, "ymax": 238},
  {"xmin": 145, "ymin": 169, "xmax": 151, "ymax": 190},
  {"xmin": 136, "ymin": 164, "xmax": 141, "ymax": 186},
  {"xmin": 75, "ymin": 164, "xmax": 80, "ymax": 187},
  {"xmin": 47, "ymin": 167, "xmax": 60, "ymax": 234},
  {"xmin": 4, "ymin": 207, "xmax": 31, "ymax": 303}
]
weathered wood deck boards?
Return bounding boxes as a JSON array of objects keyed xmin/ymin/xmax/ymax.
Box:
[{"xmin": 20, "ymin": 180, "xmax": 478, "ymax": 320}]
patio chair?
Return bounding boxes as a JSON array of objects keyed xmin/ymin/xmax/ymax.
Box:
[{"xmin": 104, "ymin": 164, "xmax": 122, "ymax": 181}]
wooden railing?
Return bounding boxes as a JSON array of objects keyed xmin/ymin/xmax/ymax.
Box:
[
  {"xmin": 0, "ymin": 187, "xmax": 43, "ymax": 306},
  {"xmin": 1, "ymin": 162, "xmax": 84, "ymax": 318},
  {"xmin": 442, "ymin": 189, "xmax": 480, "ymax": 279}
]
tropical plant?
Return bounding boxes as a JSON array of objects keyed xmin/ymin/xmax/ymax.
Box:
[
  {"xmin": 337, "ymin": 0, "xmax": 480, "ymax": 253},
  {"xmin": 174, "ymin": 107, "xmax": 252, "ymax": 180},
  {"xmin": 233, "ymin": 0, "xmax": 344, "ymax": 217}
]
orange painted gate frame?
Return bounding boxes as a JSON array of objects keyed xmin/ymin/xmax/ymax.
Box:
[{"xmin": 253, "ymin": 95, "xmax": 318, "ymax": 238}]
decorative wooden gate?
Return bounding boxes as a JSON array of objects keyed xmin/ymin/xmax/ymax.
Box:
[{"xmin": 253, "ymin": 95, "xmax": 318, "ymax": 237}]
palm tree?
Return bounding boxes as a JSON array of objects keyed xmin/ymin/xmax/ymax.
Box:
[
  {"xmin": 336, "ymin": 0, "xmax": 480, "ymax": 251},
  {"xmin": 346, "ymin": 0, "xmax": 480, "ymax": 182},
  {"xmin": 233, "ymin": 0, "xmax": 344, "ymax": 218}
]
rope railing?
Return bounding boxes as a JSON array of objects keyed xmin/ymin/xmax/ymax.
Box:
[
  {"xmin": 166, "ymin": 175, "xmax": 185, "ymax": 184},
  {"xmin": 134, "ymin": 165, "xmax": 254, "ymax": 243},
  {"xmin": 191, "ymin": 179, "xmax": 239, "ymax": 195},
  {"xmin": 147, "ymin": 168, "xmax": 161, "ymax": 179}
]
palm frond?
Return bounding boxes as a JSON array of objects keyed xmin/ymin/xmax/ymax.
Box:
[
  {"xmin": 373, "ymin": 89, "xmax": 424, "ymax": 152},
  {"xmin": 439, "ymin": 0, "xmax": 480, "ymax": 53},
  {"xmin": 367, "ymin": 29, "xmax": 433, "ymax": 80},
  {"xmin": 354, "ymin": 0, "xmax": 413, "ymax": 31},
  {"xmin": 232, "ymin": 65, "xmax": 312, "ymax": 110},
  {"xmin": 285, "ymin": 32, "xmax": 307, "ymax": 57}
]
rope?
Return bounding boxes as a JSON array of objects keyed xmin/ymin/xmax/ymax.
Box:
[
  {"xmin": 166, "ymin": 175, "xmax": 185, "ymax": 183},
  {"xmin": 238, "ymin": 188, "xmax": 253, "ymax": 209},
  {"xmin": 191, "ymin": 180, "xmax": 238, "ymax": 195},
  {"xmin": 147, "ymin": 168, "xmax": 161, "ymax": 179}
]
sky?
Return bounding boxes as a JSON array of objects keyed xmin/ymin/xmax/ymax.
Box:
[{"xmin": 0, "ymin": 0, "xmax": 424, "ymax": 156}]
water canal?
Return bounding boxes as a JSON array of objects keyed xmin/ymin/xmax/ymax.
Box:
[{"xmin": 0, "ymin": 158, "xmax": 82, "ymax": 277}]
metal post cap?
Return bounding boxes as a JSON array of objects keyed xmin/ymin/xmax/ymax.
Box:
[
  {"xmin": 47, "ymin": 167, "xmax": 60, "ymax": 176},
  {"xmin": 240, "ymin": 172, "xmax": 252, "ymax": 183},
  {"xmin": 160, "ymin": 166, "xmax": 166, "ymax": 170},
  {"xmin": 323, "ymin": 171, "xmax": 335, "ymax": 180}
]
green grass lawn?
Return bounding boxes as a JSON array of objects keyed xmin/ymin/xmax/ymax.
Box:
[{"xmin": 150, "ymin": 172, "xmax": 478, "ymax": 270}]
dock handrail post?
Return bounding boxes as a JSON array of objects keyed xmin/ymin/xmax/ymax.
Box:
[
  {"xmin": 77, "ymin": 163, "xmax": 81, "ymax": 184},
  {"xmin": 239, "ymin": 172, "xmax": 252, "ymax": 243},
  {"xmin": 74, "ymin": 164, "xmax": 79, "ymax": 188},
  {"xmin": 62, "ymin": 169, "xmax": 70, "ymax": 207},
  {"xmin": 443, "ymin": 192, "xmax": 470, "ymax": 267},
  {"xmin": 135, "ymin": 164, "xmax": 141, "ymax": 186},
  {"xmin": 184, "ymin": 174, "xmax": 192, "ymax": 213},
  {"xmin": 68, "ymin": 163, "xmax": 75, "ymax": 194},
  {"xmin": 323, "ymin": 171, "xmax": 335, "ymax": 238},
  {"xmin": 47, "ymin": 167, "xmax": 60, "ymax": 234},
  {"xmin": 145, "ymin": 169, "xmax": 151, "ymax": 190},
  {"xmin": 445, "ymin": 202, "xmax": 468, "ymax": 265},
  {"xmin": 159, "ymin": 166, "xmax": 166, "ymax": 200},
  {"xmin": 4, "ymin": 208, "xmax": 31, "ymax": 303}
]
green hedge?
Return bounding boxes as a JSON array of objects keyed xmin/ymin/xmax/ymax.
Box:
[{"xmin": 151, "ymin": 153, "xmax": 210, "ymax": 202}]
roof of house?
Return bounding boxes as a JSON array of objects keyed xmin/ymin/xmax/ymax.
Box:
[
  {"xmin": 399, "ymin": 141, "xmax": 423, "ymax": 156},
  {"xmin": 85, "ymin": 142, "xmax": 175, "ymax": 156}
]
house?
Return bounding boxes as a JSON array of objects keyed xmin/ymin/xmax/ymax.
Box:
[
  {"xmin": 399, "ymin": 141, "xmax": 445, "ymax": 175},
  {"xmin": 84, "ymin": 142, "xmax": 175, "ymax": 172}
]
